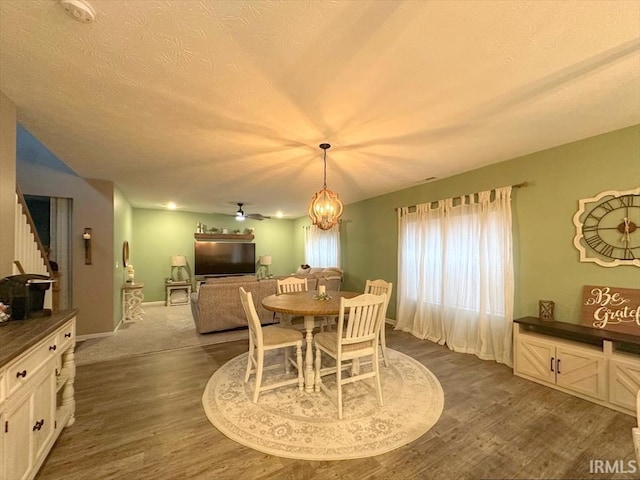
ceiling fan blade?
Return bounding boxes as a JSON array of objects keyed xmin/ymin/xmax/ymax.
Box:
[
  {"xmin": 231, "ymin": 202, "xmax": 269, "ymax": 220},
  {"xmin": 246, "ymin": 213, "xmax": 270, "ymax": 220}
]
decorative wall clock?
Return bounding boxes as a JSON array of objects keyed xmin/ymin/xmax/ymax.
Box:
[{"xmin": 572, "ymin": 188, "xmax": 640, "ymax": 267}]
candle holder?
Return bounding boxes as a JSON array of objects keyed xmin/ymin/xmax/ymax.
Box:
[
  {"xmin": 83, "ymin": 228, "xmax": 92, "ymax": 265},
  {"xmin": 539, "ymin": 300, "xmax": 555, "ymax": 321}
]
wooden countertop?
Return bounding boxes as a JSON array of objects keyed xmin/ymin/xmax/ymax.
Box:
[
  {"xmin": 0, "ymin": 309, "xmax": 78, "ymax": 367},
  {"xmin": 515, "ymin": 316, "xmax": 640, "ymax": 348},
  {"xmin": 262, "ymin": 291, "xmax": 359, "ymax": 316}
]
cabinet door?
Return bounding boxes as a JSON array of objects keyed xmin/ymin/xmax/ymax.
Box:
[
  {"xmin": 31, "ymin": 371, "xmax": 56, "ymax": 463},
  {"xmin": 515, "ymin": 335, "xmax": 555, "ymax": 384},
  {"xmin": 609, "ymin": 355, "xmax": 640, "ymax": 411},
  {"xmin": 3, "ymin": 396, "xmax": 32, "ymax": 480},
  {"xmin": 555, "ymin": 345, "xmax": 607, "ymax": 401}
]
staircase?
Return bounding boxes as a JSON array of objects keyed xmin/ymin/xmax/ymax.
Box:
[{"xmin": 13, "ymin": 187, "xmax": 54, "ymax": 310}]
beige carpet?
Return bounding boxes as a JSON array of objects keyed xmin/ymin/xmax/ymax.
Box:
[
  {"xmin": 75, "ymin": 303, "xmax": 248, "ymax": 366},
  {"xmin": 202, "ymin": 348, "xmax": 444, "ymax": 460}
]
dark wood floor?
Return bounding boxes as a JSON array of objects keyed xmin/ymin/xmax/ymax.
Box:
[{"xmin": 36, "ymin": 326, "xmax": 637, "ymax": 480}]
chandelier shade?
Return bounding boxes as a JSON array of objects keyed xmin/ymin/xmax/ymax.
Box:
[{"xmin": 308, "ymin": 143, "xmax": 344, "ymax": 230}]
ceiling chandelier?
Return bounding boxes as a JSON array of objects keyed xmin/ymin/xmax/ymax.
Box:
[{"xmin": 308, "ymin": 143, "xmax": 343, "ymax": 230}]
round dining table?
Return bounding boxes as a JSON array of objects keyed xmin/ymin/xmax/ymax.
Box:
[{"xmin": 262, "ymin": 290, "xmax": 359, "ymax": 392}]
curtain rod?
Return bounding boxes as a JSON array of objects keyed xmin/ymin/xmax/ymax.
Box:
[{"xmin": 395, "ymin": 181, "xmax": 529, "ymax": 212}]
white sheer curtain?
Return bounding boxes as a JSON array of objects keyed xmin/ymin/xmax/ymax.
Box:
[
  {"xmin": 395, "ymin": 187, "xmax": 514, "ymax": 366},
  {"xmin": 304, "ymin": 224, "xmax": 340, "ymax": 267}
]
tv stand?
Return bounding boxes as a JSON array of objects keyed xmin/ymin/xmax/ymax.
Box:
[{"xmin": 514, "ymin": 317, "xmax": 640, "ymax": 416}]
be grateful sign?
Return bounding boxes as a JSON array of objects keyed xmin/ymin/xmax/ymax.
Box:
[{"xmin": 581, "ymin": 285, "xmax": 640, "ymax": 336}]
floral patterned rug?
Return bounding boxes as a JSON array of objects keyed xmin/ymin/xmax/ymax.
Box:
[{"xmin": 202, "ymin": 348, "xmax": 444, "ymax": 460}]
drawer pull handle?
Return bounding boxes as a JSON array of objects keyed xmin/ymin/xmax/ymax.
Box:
[
  {"xmin": 32, "ymin": 419, "xmax": 44, "ymax": 431},
  {"xmin": 16, "ymin": 370, "xmax": 27, "ymax": 378},
  {"xmin": 49, "ymin": 345, "xmax": 57, "ymax": 351},
  {"xmin": 65, "ymin": 332, "xmax": 72, "ymax": 338},
  {"xmin": 550, "ymin": 357, "xmax": 554, "ymax": 372},
  {"xmin": 556, "ymin": 359, "xmax": 561, "ymax": 375}
]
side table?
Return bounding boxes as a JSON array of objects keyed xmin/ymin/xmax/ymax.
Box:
[
  {"xmin": 122, "ymin": 282, "xmax": 144, "ymax": 322},
  {"xmin": 166, "ymin": 281, "xmax": 192, "ymax": 306}
]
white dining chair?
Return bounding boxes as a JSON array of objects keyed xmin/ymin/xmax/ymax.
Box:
[
  {"xmin": 364, "ymin": 279, "xmax": 393, "ymax": 367},
  {"xmin": 313, "ymin": 293, "xmax": 387, "ymax": 419},
  {"xmin": 276, "ymin": 277, "xmax": 329, "ymax": 331},
  {"xmin": 277, "ymin": 276, "xmax": 308, "ymax": 294},
  {"xmin": 239, "ymin": 287, "xmax": 304, "ymax": 403}
]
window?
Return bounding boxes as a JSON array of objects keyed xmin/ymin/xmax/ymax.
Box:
[
  {"xmin": 304, "ymin": 224, "xmax": 340, "ymax": 267},
  {"xmin": 395, "ymin": 188, "xmax": 514, "ymax": 366}
]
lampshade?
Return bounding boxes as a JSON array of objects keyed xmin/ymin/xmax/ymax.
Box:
[
  {"xmin": 259, "ymin": 255, "xmax": 272, "ymax": 266},
  {"xmin": 171, "ymin": 255, "xmax": 187, "ymax": 267},
  {"xmin": 308, "ymin": 143, "xmax": 343, "ymax": 230}
]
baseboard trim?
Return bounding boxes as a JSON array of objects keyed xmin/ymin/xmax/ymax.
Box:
[{"xmin": 77, "ymin": 331, "xmax": 115, "ymax": 341}]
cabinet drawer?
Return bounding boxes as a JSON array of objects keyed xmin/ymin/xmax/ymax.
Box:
[
  {"xmin": 57, "ymin": 319, "xmax": 76, "ymax": 351},
  {"xmin": 6, "ymin": 332, "xmax": 59, "ymax": 398}
]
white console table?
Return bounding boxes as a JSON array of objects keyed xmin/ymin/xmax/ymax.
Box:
[
  {"xmin": 0, "ymin": 310, "xmax": 77, "ymax": 480},
  {"xmin": 514, "ymin": 317, "xmax": 640, "ymax": 416},
  {"xmin": 122, "ymin": 283, "xmax": 144, "ymax": 322}
]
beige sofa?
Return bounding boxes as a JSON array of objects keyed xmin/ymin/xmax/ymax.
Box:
[{"xmin": 190, "ymin": 272, "xmax": 342, "ymax": 334}]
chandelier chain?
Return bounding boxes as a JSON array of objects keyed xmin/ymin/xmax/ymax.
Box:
[
  {"xmin": 320, "ymin": 142, "xmax": 331, "ymax": 189},
  {"xmin": 323, "ymin": 149, "xmax": 327, "ymax": 188}
]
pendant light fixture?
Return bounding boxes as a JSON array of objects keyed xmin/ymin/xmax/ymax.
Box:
[{"xmin": 308, "ymin": 143, "xmax": 344, "ymax": 230}]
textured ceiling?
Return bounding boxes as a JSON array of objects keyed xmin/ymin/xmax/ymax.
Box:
[{"xmin": 1, "ymin": 0, "xmax": 639, "ymax": 218}]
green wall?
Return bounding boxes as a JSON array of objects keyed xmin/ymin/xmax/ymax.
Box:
[
  {"xmin": 19, "ymin": 120, "xmax": 635, "ymax": 332},
  {"xmin": 132, "ymin": 209, "xmax": 300, "ymax": 302},
  {"xmin": 338, "ymin": 125, "xmax": 640, "ymax": 323}
]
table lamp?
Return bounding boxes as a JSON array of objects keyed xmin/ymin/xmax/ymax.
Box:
[
  {"xmin": 171, "ymin": 255, "xmax": 187, "ymax": 282},
  {"xmin": 259, "ymin": 255, "xmax": 272, "ymax": 278}
]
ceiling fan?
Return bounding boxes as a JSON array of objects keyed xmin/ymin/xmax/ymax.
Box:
[{"xmin": 234, "ymin": 203, "xmax": 271, "ymax": 221}]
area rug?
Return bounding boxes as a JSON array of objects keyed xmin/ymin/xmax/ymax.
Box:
[{"xmin": 202, "ymin": 348, "xmax": 444, "ymax": 460}]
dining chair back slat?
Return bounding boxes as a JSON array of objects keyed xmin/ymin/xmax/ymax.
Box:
[
  {"xmin": 276, "ymin": 277, "xmax": 332, "ymax": 331},
  {"xmin": 239, "ymin": 287, "xmax": 304, "ymax": 403},
  {"xmin": 277, "ymin": 277, "xmax": 308, "ymax": 294},
  {"xmin": 342, "ymin": 297, "xmax": 381, "ymax": 344},
  {"xmin": 314, "ymin": 293, "xmax": 387, "ymax": 419},
  {"xmin": 364, "ymin": 279, "xmax": 393, "ymax": 367}
]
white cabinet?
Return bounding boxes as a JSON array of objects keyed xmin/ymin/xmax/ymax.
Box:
[
  {"xmin": 0, "ymin": 315, "xmax": 76, "ymax": 480},
  {"xmin": 3, "ymin": 369, "xmax": 56, "ymax": 480},
  {"xmin": 514, "ymin": 319, "xmax": 639, "ymax": 416},
  {"xmin": 122, "ymin": 283, "xmax": 144, "ymax": 322},
  {"xmin": 3, "ymin": 394, "xmax": 32, "ymax": 480},
  {"xmin": 515, "ymin": 331, "xmax": 607, "ymax": 401},
  {"xmin": 514, "ymin": 334, "xmax": 556, "ymax": 384},
  {"xmin": 32, "ymin": 371, "xmax": 56, "ymax": 465},
  {"xmin": 609, "ymin": 352, "xmax": 640, "ymax": 412},
  {"xmin": 554, "ymin": 343, "xmax": 607, "ymax": 401},
  {"xmin": 165, "ymin": 281, "xmax": 192, "ymax": 306}
]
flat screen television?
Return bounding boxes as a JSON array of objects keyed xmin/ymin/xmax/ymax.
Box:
[{"xmin": 194, "ymin": 241, "xmax": 256, "ymax": 276}]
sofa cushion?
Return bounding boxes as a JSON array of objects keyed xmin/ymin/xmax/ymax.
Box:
[{"xmin": 191, "ymin": 276, "xmax": 278, "ymax": 334}]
